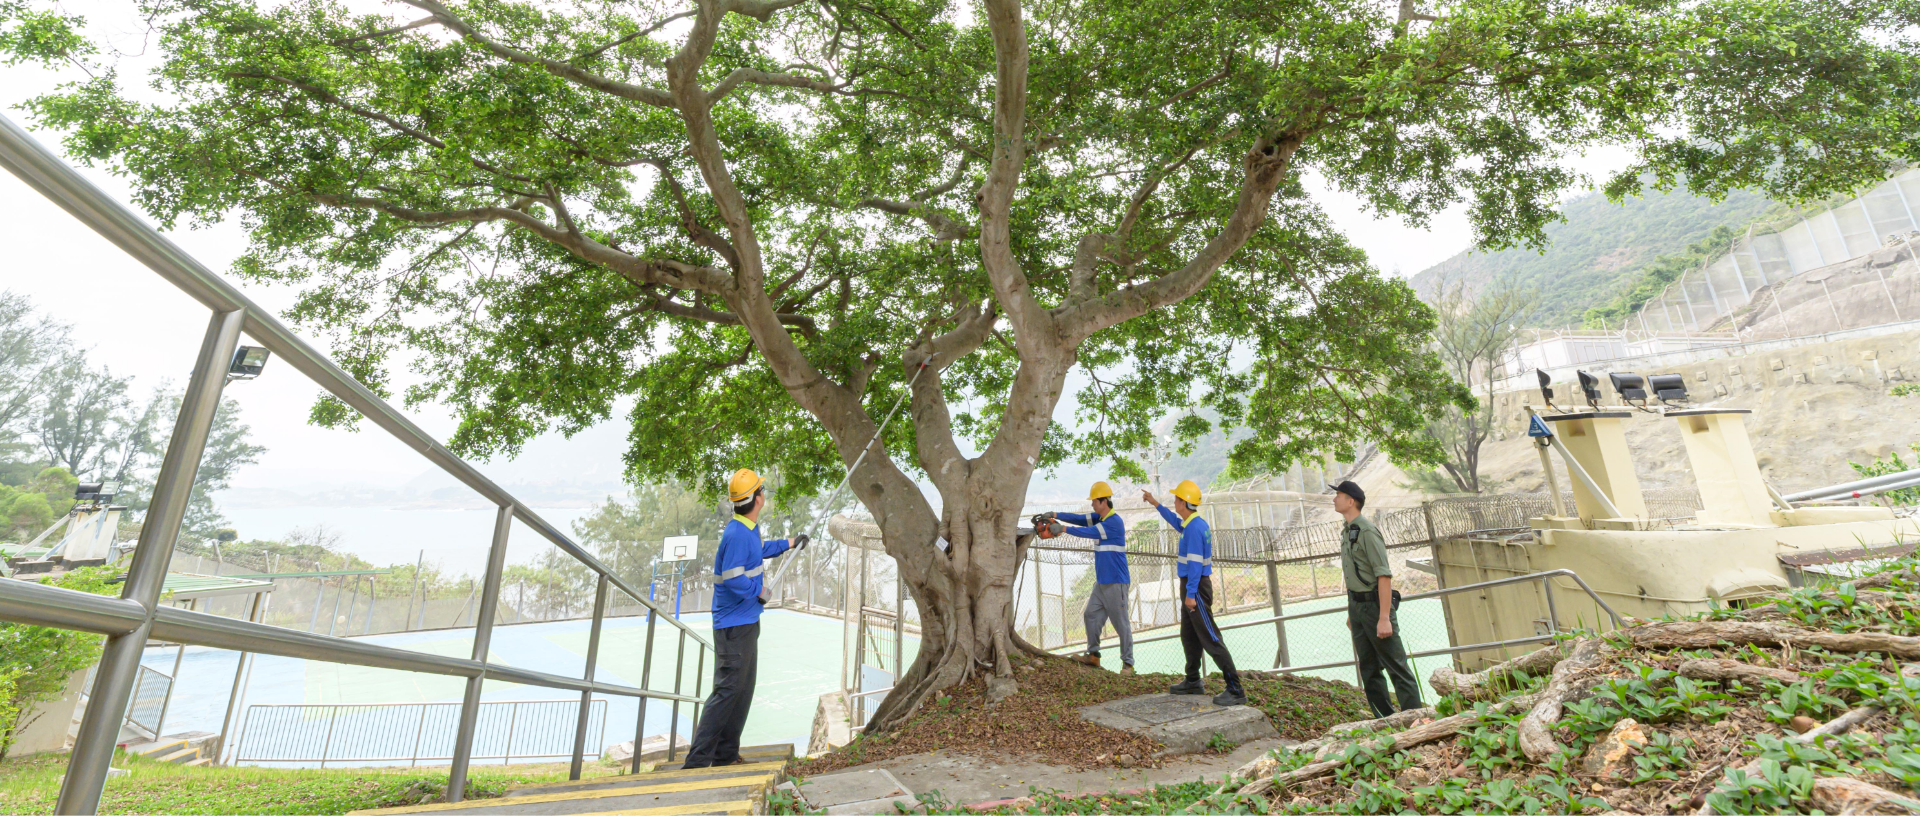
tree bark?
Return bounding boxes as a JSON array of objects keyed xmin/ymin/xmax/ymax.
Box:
[
  {"xmin": 1626, "ymin": 620, "xmax": 1920, "ymax": 660},
  {"xmin": 1810, "ymin": 777, "xmax": 1920, "ymax": 814},
  {"xmin": 1517, "ymin": 637, "xmax": 1610, "ymax": 762},
  {"xmin": 1676, "ymin": 658, "xmax": 1802, "ymax": 687},
  {"xmin": 1428, "ymin": 641, "xmax": 1568, "ymax": 702}
]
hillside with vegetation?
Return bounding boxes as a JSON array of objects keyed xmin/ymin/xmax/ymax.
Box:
[{"xmin": 1409, "ymin": 186, "xmax": 1781, "ymax": 327}]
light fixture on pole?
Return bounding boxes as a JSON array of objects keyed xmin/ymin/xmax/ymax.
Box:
[{"xmin": 227, "ymin": 346, "xmax": 271, "ymax": 380}]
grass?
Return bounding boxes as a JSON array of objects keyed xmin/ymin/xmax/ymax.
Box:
[{"xmin": 0, "ymin": 750, "xmax": 637, "ymax": 815}]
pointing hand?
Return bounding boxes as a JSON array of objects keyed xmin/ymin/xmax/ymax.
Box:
[{"xmin": 1142, "ymin": 490, "xmax": 1160, "ymax": 507}]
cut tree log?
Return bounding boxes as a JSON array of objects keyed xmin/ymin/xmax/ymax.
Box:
[
  {"xmin": 1518, "ymin": 637, "xmax": 1611, "ymax": 762},
  {"xmin": 1234, "ymin": 692, "xmax": 1542, "ymax": 797},
  {"xmin": 1810, "ymin": 776, "xmax": 1920, "ymax": 814},
  {"xmin": 1428, "ymin": 641, "xmax": 1567, "ymax": 702},
  {"xmin": 1676, "ymin": 658, "xmax": 1802, "ymax": 687},
  {"xmin": 1695, "ymin": 664, "xmax": 1920, "ymax": 815},
  {"xmin": 1627, "ymin": 621, "xmax": 1920, "ymax": 660}
]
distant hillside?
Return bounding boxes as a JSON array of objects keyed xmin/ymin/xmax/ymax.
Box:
[{"xmin": 1409, "ymin": 185, "xmax": 1781, "ymax": 327}]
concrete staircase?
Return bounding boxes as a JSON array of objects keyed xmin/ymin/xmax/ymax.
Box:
[
  {"xmin": 122, "ymin": 734, "xmax": 213, "ymax": 767},
  {"xmin": 347, "ymin": 743, "xmax": 793, "ymax": 816}
]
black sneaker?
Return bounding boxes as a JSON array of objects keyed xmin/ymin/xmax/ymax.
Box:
[
  {"xmin": 1169, "ymin": 678, "xmax": 1206, "ymax": 695},
  {"xmin": 1213, "ymin": 688, "xmax": 1248, "ymax": 707}
]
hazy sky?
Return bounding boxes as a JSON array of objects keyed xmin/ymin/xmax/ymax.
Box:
[{"xmin": 0, "ymin": 5, "xmax": 1631, "ymax": 506}]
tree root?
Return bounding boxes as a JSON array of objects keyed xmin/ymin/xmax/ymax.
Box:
[
  {"xmin": 1855, "ymin": 569, "xmax": 1920, "ymax": 591},
  {"xmin": 1518, "ymin": 637, "xmax": 1611, "ymax": 762},
  {"xmin": 1695, "ymin": 664, "xmax": 1920, "ymax": 815},
  {"xmin": 1232, "ymin": 692, "xmax": 1543, "ymax": 797},
  {"xmin": 1626, "ymin": 620, "xmax": 1920, "ymax": 660},
  {"xmin": 1811, "ymin": 777, "xmax": 1920, "ymax": 814},
  {"xmin": 1427, "ymin": 641, "xmax": 1568, "ymax": 702},
  {"xmin": 1676, "ymin": 658, "xmax": 1803, "ymax": 687}
]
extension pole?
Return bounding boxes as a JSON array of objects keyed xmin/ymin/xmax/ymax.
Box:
[{"xmin": 766, "ymin": 360, "xmax": 931, "ymax": 591}]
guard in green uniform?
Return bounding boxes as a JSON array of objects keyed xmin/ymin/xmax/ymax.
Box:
[{"xmin": 1333, "ymin": 480, "xmax": 1423, "ymax": 717}]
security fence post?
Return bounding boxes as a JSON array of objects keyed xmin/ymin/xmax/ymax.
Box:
[
  {"xmin": 448, "ymin": 504, "xmax": 513, "ymax": 802},
  {"xmin": 1265, "ymin": 562, "xmax": 1288, "ymax": 669},
  {"xmin": 59, "ymin": 308, "xmax": 243, "ymax": 815}
]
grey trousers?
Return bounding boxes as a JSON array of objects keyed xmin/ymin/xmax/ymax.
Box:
[{"xmin": 1083, "ymin": 583, "xmax": 1134, "ymax": 666}]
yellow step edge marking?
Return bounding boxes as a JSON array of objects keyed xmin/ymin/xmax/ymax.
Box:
[
  {"xmin": 563, "ymin": 798, "xmax": 756, "ymax": 816},
  {"xmin": 511, "ymin": 761, "xmax": 786, "ymax": 792},
  {"xmin": 348, "ymin": 774, "xmax": 778, "ymax": 815}
]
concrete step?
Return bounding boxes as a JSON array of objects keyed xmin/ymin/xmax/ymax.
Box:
[
  {"xmin": 155, "ymin": 747, "xmax": 201, "ymax": 765},
  {"xmin": 650, "ymin": 742, "xmax": 793, "ymax": 772},
  {"xmin": 186, "ymin": 758, "xmax": 212, "ymax": 768},
  {"xmin": 345, "ymin": 744, "xmax": 791, "ymax": 816},
  {"xmin": 506, "ymin": 762, "xmax": 787, "ymax": 798},
  {"xmin": 124, "ymin": 738, "xmax": 190, "ymax": 758}
]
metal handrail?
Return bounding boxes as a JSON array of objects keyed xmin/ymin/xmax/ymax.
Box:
[
  {"xmin": 0, "ymin": 112, "xmax": 717, "ymax": 812},
  {"xmin": 0, "ymin": 115, "xmax": 702, "ymax": 648}
]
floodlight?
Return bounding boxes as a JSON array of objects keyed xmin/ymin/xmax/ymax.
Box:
[
  {"xmin": 1649, "ymin": 373, "xmax": 1688, "ymax": 405},
  {"xmin": 1610, "ymin": 372, "xmax": 1649, "ymax": 404},
  {"xmin": 1535, "ymin": 370, "xmax": 1560, "ymax": 411},
  {"xmin": 74, "ymin": 482, "xmax": 118, "ymax": 504},
  {"xmin": 228, "ymin": 346, "xmax": 271, "ymax": 380},
  {"xmin": 1576, "ymin": 370, "xmax": 1603, "ymax": 408}
]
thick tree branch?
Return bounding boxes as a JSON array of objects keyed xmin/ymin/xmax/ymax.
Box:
[
  {"xmin": 1056, "ymin": 133, "xmax": 1303, "ymax": 343},
  {"xmin": 397, "ymin": 0, "xmax": 676, "ymax": 109},
  {"xmin": 708, "ymin": 67, "xmax": 846, "ymax": 105},
  {"xmin": 977, "ymin": 0, "xmax": 1051, "ymax": 356}
]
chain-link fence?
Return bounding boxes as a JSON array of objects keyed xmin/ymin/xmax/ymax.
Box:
[{"xmin": 822, "ymin": 489, "xmax": 1701, "ymax": 699}]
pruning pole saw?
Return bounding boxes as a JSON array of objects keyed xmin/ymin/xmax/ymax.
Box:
[{"xmin": 764, "ymin": 359, "xmax": 932, "ymax": 601}]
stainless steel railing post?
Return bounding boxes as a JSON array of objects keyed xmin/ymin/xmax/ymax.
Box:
[
  {"xmin": 631, "ymin": 613, "xmax": 658, "ymax": 774},
  {"xmin": 571, "ymin": 575, "xmax": 610, "ymax": 780},
  {"xmin": 688, "ymin": 644, "xmax": 706, "ymax": 738},
  {"xmin": 59, "ymin": 308, "xmax": 243, "ymax": 815},
  {"xmin": 668, "ymin": 629, "xmax": 686, "ymax": 763},
  {"xmin": 447, "ymin": 505, "xmax": 513, "ymax": 802}
]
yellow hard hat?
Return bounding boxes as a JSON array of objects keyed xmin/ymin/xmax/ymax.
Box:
[
  {"xmin": 1171, "ymin": 479, "xmax": 1203, "ymax": 507},
  {"xmin": 728, "ymin": 468, "xmax": 764, "ymax": 503},
  {"xmin": 1089, "ymin": 481, "xmax": 1114, "ymax": 500}
]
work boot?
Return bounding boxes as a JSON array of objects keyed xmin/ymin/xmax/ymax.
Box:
[
  {"xmin": 1213, "ymin": 687, "xmax": 1248, "ymax": 707},
  {"xmin": 1120, "ymin": 664, "xmax": 1136, "ymax": 677},
  {"xmin": 1169, "ymin": 678, "xmax": 1206, "ymax": 695},
  {"xmin": 1074, "ymin": 653, "xmax": 1101, "ymax": 668}
]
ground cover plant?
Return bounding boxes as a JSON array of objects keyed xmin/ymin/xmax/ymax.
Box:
[
  {"xmin": 0, "ymin": 750, "xmax": 639, "ymax": 815},
  {"xmin": 850, "ymin": 555, "xmax": 1920, "ymax": 814},
  {"xmin": 792, "ymin": 654, "xmax": 1370, "ymax": 775}
]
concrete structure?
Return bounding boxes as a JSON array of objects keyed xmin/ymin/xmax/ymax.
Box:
[
  {"xmin": 1077, "ymin": 693, "xmax": 1278, "ymax": 756},
  {"xmin": 1437, "ymin": 401, "xmax": 1920, "ymax": 669}
]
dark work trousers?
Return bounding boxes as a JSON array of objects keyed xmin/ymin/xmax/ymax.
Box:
[
  {"xmin": 683, "ymin": 622, "xmax": 759, "ymax": 768},
  {"xmin": 1349, "ymin": 597, "xmax": 1422, "ymax": 717},
  {"xmin": 1179, "ymin": 576, "xmax": 1242, "ymax": 691}
]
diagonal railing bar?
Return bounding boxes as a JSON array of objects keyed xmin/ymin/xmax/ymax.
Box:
[{"xmin": 0, "ymin": 112, "xmax": 715, "ymax": 813}]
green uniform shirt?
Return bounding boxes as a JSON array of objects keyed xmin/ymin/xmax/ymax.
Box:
[{"xmin": 1340, "ymin": 514, "xmax": 1392, "ymax": 593}]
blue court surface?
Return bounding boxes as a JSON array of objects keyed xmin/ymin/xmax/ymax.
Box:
[{"xmin": 142, "ymin": 609, "xmax": 848, "ymax": 766}]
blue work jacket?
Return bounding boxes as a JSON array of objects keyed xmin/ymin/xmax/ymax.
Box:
[
  {"xmin": 710, "ymin": 515, "xmax": 792, "ymax": 630},
  {"xmin": 1056, "ymin": 510, "xmax": 1129, "ymax": 585},
  {"xmin": 1157, "ymin": 506, "xmax": 1213, "ymax": 599}
]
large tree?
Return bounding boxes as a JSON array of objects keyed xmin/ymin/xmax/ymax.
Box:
[{"xmin": 7, "ymin": 0, "xmax": 1918, "ymax": 729}]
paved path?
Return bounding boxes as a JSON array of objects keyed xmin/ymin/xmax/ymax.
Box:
[{"xmin": 826, "ymin": 739, "xmax": 1292, "ymax": 807}]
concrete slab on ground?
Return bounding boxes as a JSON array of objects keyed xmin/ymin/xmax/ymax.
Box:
[
  {"xmin": 832, "ymin": 740, "xmax": 1293, "ymax": 807},
  {"xmin": 788, "ymin": 768, "xmax": 916, "ymax": 815},
  {"xmin": 1078, "ymin": 693, "xmax": 1279, "ymax": 755}
]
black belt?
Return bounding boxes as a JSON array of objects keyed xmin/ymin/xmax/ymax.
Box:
[{"xmin": 1348, "ymin": 589, "xmax": 1403, "ymax": 604}]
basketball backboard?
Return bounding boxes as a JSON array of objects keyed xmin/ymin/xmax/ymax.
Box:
[{"xmin": 661, "ymin": 535, "xmax": 699, "ymax": 563}]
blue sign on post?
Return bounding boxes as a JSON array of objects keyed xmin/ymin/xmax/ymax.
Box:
[{"xmin": 1527, "ymin": 415, "xmax": 1554, "ymax": 439}]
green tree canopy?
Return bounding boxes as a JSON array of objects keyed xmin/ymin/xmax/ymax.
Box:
[{"xmin": 7, "ymin": 0, "xmax": 1918, "ymax": 726}]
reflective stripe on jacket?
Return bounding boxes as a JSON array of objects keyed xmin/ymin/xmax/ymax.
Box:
[
  {"xmin": 1157, "ymin": 506, "xmax": 1212, "ymax": 598},
  {"xmin": 711, "ymin": 515, "xmax": 791, "ymax": 630},
  {"xmin": 1056, "ymin": 510, "xmax": 1129, "ymax": 584}
]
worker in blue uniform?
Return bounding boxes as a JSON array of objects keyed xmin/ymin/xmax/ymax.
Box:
[
  {"xmin": 1144, "ymin": 480, "xmax": 1246, "ymax": 707},
  {"xmin": 683, "ymin": 468, "xmax": 807, "ymax": 768},
  {"xmin": 1032, "ymin": 481, "xmax": 1134, "ymax": 674}
]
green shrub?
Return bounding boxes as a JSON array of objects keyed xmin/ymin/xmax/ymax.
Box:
[{"xmin": 0, "ymin": 565, "xmax": 121, "ymax": 758}]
